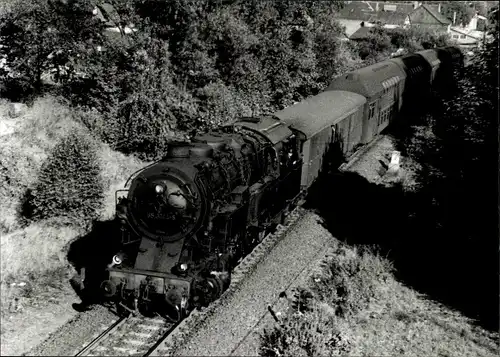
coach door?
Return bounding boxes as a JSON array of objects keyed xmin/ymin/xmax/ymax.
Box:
[{"xmin": 362, "ymin": 100, "xmax": 378, "ymax": 144}]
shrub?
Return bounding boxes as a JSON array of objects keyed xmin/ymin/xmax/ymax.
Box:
[
  {"xmin": 22, "ymin": 129, "xmax": 104, "ymax": 228},
  {"xmin": 310, "ymin": 245, "xmax": 393, "ymax": 317},
  {"xmin": 68, "ymin": 38, "xmax": 199, "ymax": 160},
  {"xmin": 193, "ymin": 80, "xmax": 253, "ymax": 133},
  {"xmin": 0, "ymin": 96, "xmax": 84, "ymax": 233},
  {"xmin": 260, "ymin": 303, "xmax": 350, "ymax": 357}
]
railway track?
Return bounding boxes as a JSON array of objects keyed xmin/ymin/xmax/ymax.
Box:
[{"xmin": 74, "ymin": 315, "xmax": 180, "ymax": 357}]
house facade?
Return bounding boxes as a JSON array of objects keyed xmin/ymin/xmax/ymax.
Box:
[
  {"xmin": 447, "ymin": 13, "xmax": 489, "ymax": 49},
  {"xmin": 448, "ymin": 27, "xmax": 484, "ymax": 48}
]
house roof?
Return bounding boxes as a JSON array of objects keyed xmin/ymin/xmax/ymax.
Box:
[
  {"xmin": 349, "ymin": 26, "xmax": 374, "ymax": 40},
  {"xmin": 95, "ymin": 3, "xmax": 121, "ymax": 27},
  {"xmin": 384, "ymin": 2, "xmax": 415, "ymax": 14},
  {"xmin": 368, "ymin": 11, "xmax": 408, "ymax": 26},
  {"xmin": 274, "ymin": 91, "xmax": 366, "ymax": 139},
  {"xmin": 413, "ymin": 4, "xmax": 451, "ymax": 25},
  {"xmin": 336, "ymin": 2, "xmax": 373, "ymax": 21}
]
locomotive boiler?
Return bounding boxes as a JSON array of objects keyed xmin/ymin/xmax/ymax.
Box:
[{"xmin": 99, "ymin": 118, "xmax": 303, "ymax": 318}]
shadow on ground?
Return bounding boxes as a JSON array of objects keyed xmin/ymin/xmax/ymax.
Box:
[
  {"xmin": 306, "ymin": 170, "xmax": 499, "ymax": 332},
  {"xmin": 66, "ymin": 220, "xmax": 122, "ymax": 307}
]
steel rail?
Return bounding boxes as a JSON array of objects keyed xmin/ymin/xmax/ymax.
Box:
[{"xmin": 75, "ymin": 316, "xmax": 129, "ymax": 356}]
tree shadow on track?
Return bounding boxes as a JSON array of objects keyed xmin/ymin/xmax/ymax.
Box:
[
  {"xmin": 306, "ymin": 170, "xmax": 499, "ymax": 332},
  {"xmin": 66, "ymin": 220, "xmax": 122, "ymax": 310}
]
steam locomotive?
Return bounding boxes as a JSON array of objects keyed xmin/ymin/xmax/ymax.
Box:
[{"xmin": 86, "ymin": 46, "xmax": 463, "ymax": 319}]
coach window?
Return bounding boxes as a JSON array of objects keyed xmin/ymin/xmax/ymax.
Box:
[{"xmin": 368, "ymin": 102, "xmax": 376, "ymax": 120}]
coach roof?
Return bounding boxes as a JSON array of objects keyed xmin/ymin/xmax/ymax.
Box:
[
  {"xmin": 326, "ymin": 60, "xmax": 406, "ymax": 98},
  {"xmin": 274, "ymin": 91, "xmax": 366, "ymax": 139}
]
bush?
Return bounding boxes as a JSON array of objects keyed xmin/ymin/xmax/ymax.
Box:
[
  {"xmin": 68, "ymin": 38, "xmax": 199, "ymax": 160},
  {"xmin": 260, "ymin": 303, "xmax": 350, "ymax": 357},
  {"xmin": 0, "ymin": 96, "xmax": 85, "ymax": 233},
  {"xmin": 193, "ymin": 80, "xmax": 253, "ymax": 132},
  {"xmin": 22, "ymin": 129, "xmax": 104, "ymax": 228},
  {"xmin": 260, "ymin": 243, "xmax": 392, "ymax": 356},
  {"xmin": 310, "ymin": 245, "xmax": 393, "ymax": 317}
]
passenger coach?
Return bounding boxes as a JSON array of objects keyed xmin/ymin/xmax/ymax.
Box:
[
  {"xmin": 274, "ymin": 90, "xmax": 366, "ymax": 190},
  {"xmin": 326, "ymin": 60, "xmax": 406, "ymax": 143}
]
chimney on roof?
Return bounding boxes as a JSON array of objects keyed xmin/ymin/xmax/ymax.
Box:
[
  {"xmin": 414, "ymin": 1, "xmax": 419, "ymax": 9},
  {"xmin": 453, "ymin": 11, "xmax": 457, "ymax": 25},
  {"xmin": 376, "ymin": 2, "xmax": 379, "ymax": 11},
  {"xmin": 438, "ymin": 3, "xmax": 441, "ymax": 13}
]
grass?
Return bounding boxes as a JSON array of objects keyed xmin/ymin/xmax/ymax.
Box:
[
  {"xmin": 260, "ymin": 133, "xmax": 499, "ymax": 356},
  {"xmin": 259, "ymin": 242, "xmax": 499, "ymax": 357},
  {"xmin": 0, "ymin": 96, "xmax": 144, "ymax": 317}
]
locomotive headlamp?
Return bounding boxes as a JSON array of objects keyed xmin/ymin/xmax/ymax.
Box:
[
  {"xmin": 112, "ymin": 255, "xmax": 122, "ymax": 265},
  {"xmin": 155, "ymin": 184, "xmax": 164, "ymax": 194}
]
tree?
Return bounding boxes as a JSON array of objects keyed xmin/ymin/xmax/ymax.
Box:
[
  {"xmin": 0, "ymin": 0, "xmax": 104, "ymax": 99},
  {"xmin": 23, "ymin": 130, "xmax": 104, "ymax": 228},
  {"xmin": 440, "ymin": 1, "xmax": 476, "ymax": 27},
  {"xmin": 401, "ymin": 4, "xmax": 499, "ymax": 329}
]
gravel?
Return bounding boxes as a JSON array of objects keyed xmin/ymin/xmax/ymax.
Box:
[
  {"xmin": 25, "ymin": 305, "xmax": 117, "ymax": 356},
  {"xmin": 157, "ymin": 211, "xmax": 333, "ymax": 356},
  {"xmin": 340, "ymin": 135, "xmax": 405, "ymax": 186}
]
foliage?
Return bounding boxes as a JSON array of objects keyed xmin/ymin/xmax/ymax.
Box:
[
  {"xmin": 354, "ymin": 26, "xmax": 393, "ymax": 62},
  {"xmin": 352, "ymin": 26, "xmax": 452, "ymax": 62},
  {"xmin": 0, "ymin": 0, "xmax": 104, "ymax": 100},
  {"xmin": 310, "ymin": 245, "xmax": 393, "ymax": 317},
  {"xmin": 313, "ymin": 10, "xmax": 362, "ymax": 82},
  {"xmin": 395, "ymin": 4, "xmax": 499, "ymax": 329},
  {"xmin": 66, "ymin": 36, "xmax": 198, "ymax": 160},
  {"xmin": 0, "ymin": 0, "xmax": 433, "ymax": 160},
  {"xmin": 22, "ymin": 129, "xmax": 104, "ymax": 228},
  {"xmin": 440, "ymin": 1, "xmax": 476, "ymax": 27},
  {"xmin": 260, "ymin": 244, "xmax": 392, "ymax": 357},
  {"xmin": 260, "ymin": 303, "xmax": 350, "ymax": 357},
  {"xmin": 388, "ymin": 26, "xmax": 451, "ymax": 52}
]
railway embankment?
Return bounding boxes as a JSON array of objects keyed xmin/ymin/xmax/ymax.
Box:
[
  {"xmin": 144, "ymin": 134, "xmax": 498, "ymax": 357},
  {"xmin": 0, "ymin": 97, "xmax": 145, "ymax": 356},
  {"xmin": 257, "ymin": 134, "xmax": 499, "ymax": 356}
]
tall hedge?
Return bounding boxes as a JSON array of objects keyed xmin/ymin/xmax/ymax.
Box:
[{"xmin": 23, "ymin": 130, "xmax": 104, "ymax": 227}]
